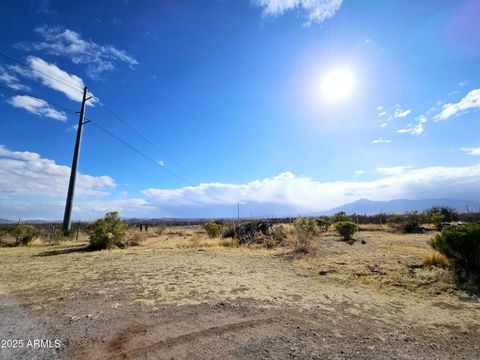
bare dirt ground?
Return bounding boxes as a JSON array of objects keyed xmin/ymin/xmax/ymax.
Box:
[{"xmin": 0, "ymin": 226, "xmax": 479, "ymax": 359}]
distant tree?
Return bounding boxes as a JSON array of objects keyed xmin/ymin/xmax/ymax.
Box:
[{"xmin": 427, "ymin": 207, "xmax": 458, "ymax": 222}]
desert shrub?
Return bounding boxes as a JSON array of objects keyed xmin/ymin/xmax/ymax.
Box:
[
  {"xmin": 315, "ymin": 218, "xmax": 330, "ymax": 233},
  {"xmin": 293, "ymin": 231, "xmax": 314, "ymax": 254},
  {"xmin": 270, "ymin": 224, "xmax": 289, "ymax": 247},
  {"xmin": 429, "ymin": 224, "xmax": 480, "ymax": 292},
  {"xmin": 402, "ymin": 212, "xmax": 424, "ymax": 233},
  {"xmin": 87, "ymin": 212, "xmax": 127, "ymax": 250},
  {"xmin": 430, "ymin": 212, "xmax": 445, "ymax": 230},
  {"xmin": 427, "ymin": 206, "xmax": 458, "ymax": 222},
  {"xmin": 11, "ymin": 224, "xmax": 42, "ymax": 246},
  {"xmin": 223, "ymin": 220, "xmax": 271, "ymax": 245},
  {"xmin": 294, "ymin": 218, "xmax": 318, "ymax": 236},
  {"xmin": 334, "ymin": 221, "xmax": 357, "ymax": 240},
  {"xmin": 387, "ymin": 215, "xmax": 403, "ymax": 225},
  {"xmin": 203, "ymin": 221, "xmax": 222, "ymax": 238},
  {"xmin": 330, "ymin": 211, "xmax": 348, "ymax": 223},
  {"xmin": 422, "ymin": 252, "xmax": 450, "ymax": 268}
]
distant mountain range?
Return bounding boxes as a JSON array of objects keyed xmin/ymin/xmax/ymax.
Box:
[{"xmin": 319, "ymin": 198, "xmax": 480, "ymax": 215}]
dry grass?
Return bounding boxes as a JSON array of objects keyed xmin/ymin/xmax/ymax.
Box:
[
  {"xmin": 0, "ymin": 227, "xmax": 478, "ymax": 333},
  {"xmin": 176, "ymin": 235, "xmax": 238, "ymax": 249},
  {"xmin": 422, "ymin": 252, "xmax": 450, "ymax": 268}
]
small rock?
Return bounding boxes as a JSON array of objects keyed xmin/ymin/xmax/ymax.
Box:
[{"xmin": 70, "ymin": 315, "xmax": 80, "ymax": 322}]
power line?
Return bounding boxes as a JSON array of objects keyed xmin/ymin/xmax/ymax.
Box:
[
  {"xmin": 0, "ymin": 51, "xmax": 84, "ymax": 93},
  {"xmin": 103, "ymin": 105, "xmax": 202, "ymax": 183},
  {"xmin": 89, "ymin": 120, "xmax": 223, "ymax": 204},
  {"xmin": 89, "ymin": 120, "xmax": 195, "ymax": 187},
  {"xmin": 0, "ymin": 51, "xmax": 201, "ymax": 184}
]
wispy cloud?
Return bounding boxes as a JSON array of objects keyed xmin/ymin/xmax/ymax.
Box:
[
  {"xmin": 371, "ymin": 138, "xmax": 391, "ymax": 144},
  {"xmin": 253, "ymin": 0, "xmax": 343, "ymax": 25},
  {"xmin": 0, "ymin": 65, "xmax": 29, "ymax": 91},
  {"xmin": 396, "ymin": 115, "xmax": 427, "ymax": 135},
  {"xmin": 0, "ymin": 145, "xmax": 115, "ymax": 197},
  {"xmin": 394, "ymin": 108, "xmax": 411, "ymax": 118},
  {"xmin": 13, "ymin": 56, "xmax": 97, "ymax": 105},
  {"xmin": 8, "ymin": 95, "xmax": 67, "ymax": 121},
  {"xmin": 376, "ymin": 166, "xmax": 412, "ymax": 176},
  {"xmin": 376, "ymin": 104, "xmax": 411, "ymax": 128},
  {"xmin": 460, "ymin": 147, "xmax": 480, "ymax": 156},
  {"xmin": 16, "ymin": 26, "xmax": 138, "ymax": 79},
  {"xmin": 434, "ymin": 88, "xmax": 480, "ymax": 121},
  {"xmin": 354, "ymin": 170, "xmax": 365, "ymax": 177}
]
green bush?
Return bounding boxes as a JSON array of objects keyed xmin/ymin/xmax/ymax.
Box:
[
  {"xmin": 430, "ymin": 212, "xmax": 445, "ymax": 230},
  {"xmin": 334, "ymin": 221, "xmax": 357, "ymax": 240},
  {"xmin": 12, "ymin": 224, "xmax": 42, "ymax": 246},
  {"xmin": 429, "ymin": 224, "xmax": 480, "ymax": 292},
  {"xmin": 204, "ymin": 221, "xmax": 222, "ymax": 238},
  {"xmin": 315, "ymin": 218, "xmax": 330, "ymax": 233},
  {"xmin": 294, "ymin": 218, "xmax": 318, "ymax": 236},
  {"xmin": 330, "ymin": 211, "xmax": 348, "ymax": 223},
  {"xmin": 87, "ymin": 212, "xmax": 127, "ymax": 250}
]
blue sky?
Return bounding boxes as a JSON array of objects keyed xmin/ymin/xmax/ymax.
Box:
[{"xmin": 0, "ymin": 0, "xmax": 480, "ymax": 219}]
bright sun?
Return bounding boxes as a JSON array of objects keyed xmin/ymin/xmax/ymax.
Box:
[{"xmin": 320, "ymin": 68, "xmax": 354, "ymax": 103}]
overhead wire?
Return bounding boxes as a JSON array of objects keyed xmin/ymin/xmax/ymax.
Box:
[
  {"xmin": 0, "ymin": 51, "xmax": 216, "ymax": 198},
  {"xmin": 102, "ymin": 106, "xmax": 202, "ymax": 183},
  {"xmin": 88, "ymin": 120, "xmax": 196, "ymax": 187},
  {"xmin": 0, "ymin": 82, "xmax": 78, "ymax": 116}
]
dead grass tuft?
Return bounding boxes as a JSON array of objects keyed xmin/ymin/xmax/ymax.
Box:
[{"xmin": 422, "ymin": 253, "xmax": 450, "ymax": 268}]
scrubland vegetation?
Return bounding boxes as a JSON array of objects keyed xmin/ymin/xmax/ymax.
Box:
[{"xmin": 0, "ymin": 206, "xmax": 479, "ymax": 359}]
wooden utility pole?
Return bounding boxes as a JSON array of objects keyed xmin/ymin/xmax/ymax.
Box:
[{"xmin": 62, "ymin": 87, "xmax": 91, "ymax": 235}]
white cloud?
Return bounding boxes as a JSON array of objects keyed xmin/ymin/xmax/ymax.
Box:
[
  {"xmin": 354, "ymin": 170, "xmax": 365, "ymax": 177},
  {"xmin": 434, "ymin": 88, "xmax": 480, "ymax": 121},
  {"xmin": 371, "ymin": 138, "xmax": 391, "ymax": 144},
  {"xmin": 254, "ymin": 0, "xmax": 343, "ymax": 25},
  {"xmin": 377, "ymin": 104, "xmax": 412, "ymax": 128},
  {"xmin": 376, "ymin": 166, "xmax": 412, "ymax": 176},
  {"xmin": 397, "ymin": 115, "xmax": 427, "ymax": 135},
  {"xmin": 0, "ymin": 145, "xmax": 115, "ymax": 197},
  {"xmin": 0, "ymin": 65, "xmax": 29, "ymax": 91},
  {"xmin": 458, "ymin": 80, "xmax": 469, "ymax": 87},
  {"xmin": 142, "ymin": 166, "xmax": 480, "ymax": 213},
  {"xmin": 8, "ymin": 95, "xmax": 67, "ymax": 121},
  {"xmin": 394, "ymin": 108, "xmax": 411, "ymax": 118},
  {"xmin": 460, "ymin": 147, "xmax": 480, "ymax": 156},
  {"xmin": 157, "ymin": 160, "xmax": 164, "ymax": 166},
  {"xmin": 13, "ymin": 56, "xmax": 97, "ymax": 105},
  {"xmin": 16, "ymin": 26, "xmax": 138, "ymax": 79}
]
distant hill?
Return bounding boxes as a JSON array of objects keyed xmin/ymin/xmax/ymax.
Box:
[
  {"xmin": 0, "ymin": 218, "xmax": 13, "ymax": 224},
  {"xmin": 320, "ymin": 198, "xmax": 480, "ymax": 215}
]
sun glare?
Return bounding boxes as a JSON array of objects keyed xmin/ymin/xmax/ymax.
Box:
[{"xmin": 320, "ymin": 68, "xmax": 354, "ymax": 103}]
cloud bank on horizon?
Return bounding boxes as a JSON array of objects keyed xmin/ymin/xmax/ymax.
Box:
[{"xmin": 1, "ymin": 144, "xmax": 480, "ymax": 220}]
